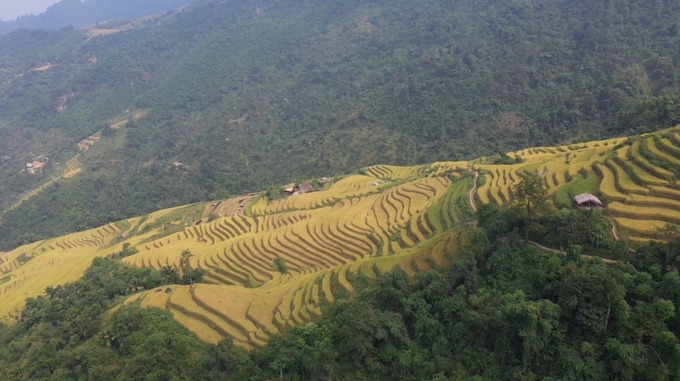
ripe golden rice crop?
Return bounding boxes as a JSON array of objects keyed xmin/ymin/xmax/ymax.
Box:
[{"xmin": 5, "ymin": 125, "xmax": 680, "ymax": 347}]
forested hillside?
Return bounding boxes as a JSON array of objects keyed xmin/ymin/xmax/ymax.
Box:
[{"xmin": 0, "ymin": 0, "xmax": 679, "ymax": 249}]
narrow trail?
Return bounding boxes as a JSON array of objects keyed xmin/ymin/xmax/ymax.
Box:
[
  {"xmin": 527, "ymin": 240, "xmax": 623, "ymax": 265},
  {"xmin": 469, "ymin": 171, "xmax": 479, "ymax": 212},
  {"xmin": 609, "ymin": 218, "xmax": 636, "ymax": 253},
  {"xmin": 526, "ymin": 240, "xmax": 565, "ymax": 255},
  {"xmin": 611, "ymin": 223, "xmax": 620, "ymax": 241}
]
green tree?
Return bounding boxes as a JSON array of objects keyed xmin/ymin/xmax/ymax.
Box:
[
  {"xmin": 273, "ymin": 258, "xmax": 288, "ymax": 274},
  {"xmin": 558, "ymin": 260, "xmax": 626, "ymax": 338},
  {"xmin": 179, "ymin": 249, "xmax": 205, "ymax": 285},
  {"xmin": 512, "ymin": 172, "xmax": 550, "ymax": 240},
  {"xmin": 656, "ymin": 223, "xmax": 680, "ymax": 268}
]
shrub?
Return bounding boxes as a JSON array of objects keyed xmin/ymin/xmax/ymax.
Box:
[{"xmin": 273, "ymin": 258, "xmax": 288, "ymax": 274}]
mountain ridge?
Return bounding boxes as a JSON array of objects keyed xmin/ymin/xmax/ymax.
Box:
[{"xmin": 0, "ymin": 0, "xmax": 196, "ymax": 34}]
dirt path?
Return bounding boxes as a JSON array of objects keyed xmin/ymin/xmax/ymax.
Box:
[
  {"xmin": 469, "ymin": 171, "xmax": 479, "ymax": 212},
  {"xmin": 608, "ymin": 218, "xmax": 636, "ymax": 253},
  {"xmin": 611, "ymin": 223, "xmax": 620, "ymax": 241},
  {"xmin": 527, "ymin": 240, "xmax": 623, "ymax": 264},
  {"xmin": 526, "ymin": 240, "xmax": 565, "ymax": 254}
]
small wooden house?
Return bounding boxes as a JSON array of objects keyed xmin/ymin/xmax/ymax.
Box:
[
  {"xmin": 298, "ymin": 183, "xmax": 316, "ymax": 194},
  {"xmin": 573, "ymin": 193, "xmax": 604, "ymax": 208}
]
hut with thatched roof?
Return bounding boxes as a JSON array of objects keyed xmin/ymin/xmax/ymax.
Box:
[
  {"xmin": 573, "ymin": 193, "xmax": 604, "ymax": 208},
  {"xmin": 298, "ymin": 183, "xmax": 316, "ymax": 194}
]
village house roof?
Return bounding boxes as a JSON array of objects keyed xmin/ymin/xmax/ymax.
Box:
[
  {"xmin": 573, "ymin": 193, "xmax": 604, "ymax": 207},
  {"xmin": 298, "ymin": 183, "xmax": 316, "ymax": 194}
]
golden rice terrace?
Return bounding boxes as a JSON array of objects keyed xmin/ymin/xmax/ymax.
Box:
[{"xmin": 1, "ymin": 125, "xmax": 680, "ymax": 349}]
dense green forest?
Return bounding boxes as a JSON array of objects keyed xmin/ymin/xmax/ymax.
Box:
[
  {"xmin": 0, "ymin": 0, "xmax": 679, "ymax": 249},
  {"xmin": 3, "ymin": 204, "xmax": 680, "ymax": 380}
]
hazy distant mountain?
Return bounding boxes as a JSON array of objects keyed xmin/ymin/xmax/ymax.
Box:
[{"xmin": 0, "ymin": 0, "xmax": 195, "ymax": 34}]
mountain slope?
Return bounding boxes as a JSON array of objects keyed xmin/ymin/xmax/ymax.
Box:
[
  {"xmin": 0, "ymin": 0, "xmax": 679, "ymax": 250},
  {"xmin": 1, "ymin": 125, "xmax": 679, "ymax": 348}
]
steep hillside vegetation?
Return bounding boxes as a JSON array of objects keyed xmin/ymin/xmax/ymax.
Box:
[
  {"xmin": 1, "ymin": 0, "xmax": 679, "ymax": 250},
  {"xmin": 1, "ymin": 125, "xmax": 679, "ymax": 350}
]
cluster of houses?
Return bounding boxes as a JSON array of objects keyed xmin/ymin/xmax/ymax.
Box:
[
  {"xmin": 77, "ymin": 134, "xmax": 100, "ymax": 151},
  {"xmin": 25, "ymin": 157, "xmax": 48, "ymax": 175},
  {"xmin": 284, "ymin": 177, "xmax": 335, "ymax": 196},
  {"xmin": 284, "ymin": 183, "xmax": 315, "ymax": 195}
]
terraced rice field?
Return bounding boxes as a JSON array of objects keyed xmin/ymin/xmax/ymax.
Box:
[
  {"xmin": 0, "ymin": 160, "xmax": 475, "ymax": 347},
  {"xmin": 0, "ymin": 223, "xmax": 124, "ymax": 321},
  {"xmin": 61, "ymin": 154, "xmax": 84, "ymax": 178},
  {"xmin": 113, "ymin": 171, "xmax": 466, "ymax": 348},
  {"xmin": 3, "ymin": 125, "xmax": 680, "ymax": 348},
  {"xmin": 462, "ymin": 125, "xmax": 680, "ymax": 242},
  {"xmin": 364, "ymin": 164, "xmax": 427, "ymax": 180},
  {"xmin": 206, "ymin": 194, "xmax": 257, "ymax": 218}
]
